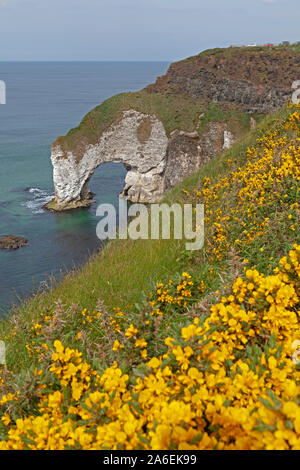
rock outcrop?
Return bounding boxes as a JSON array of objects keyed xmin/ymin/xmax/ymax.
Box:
[
  {"xmin": 146, "ymin": 46, "xmax": 300, "ymax": 113},
  {"xmin": 47, "ymin": 45, "xmax": 300, "ymax": 210},
  {"xmin": 0, "ymin": 235, "xmax": 28, "ymax": 250},
  {"xmin": 164, "ymin": 122, "xmax": 227, "ymax": 190}
]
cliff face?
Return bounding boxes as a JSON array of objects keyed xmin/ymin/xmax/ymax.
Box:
[
  {"xmin": 47, "ymin": 112, "xmax": 230, "ymax": 209},
  {"xmin": 46, "ymin": 45, "xmax": 300, "ymax": 210},
  {"xmin": 164, "ymin": 122, "xmax": 230, "ymax": 190},
  {"xmin": 146, "ymin": 46, "xmax": 300, "ymax": 113}
]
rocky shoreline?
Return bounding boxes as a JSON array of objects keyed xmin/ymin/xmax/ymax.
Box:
[{"xmin": 44, "ymin": 190, "xmax": 95, "ymax": 212}]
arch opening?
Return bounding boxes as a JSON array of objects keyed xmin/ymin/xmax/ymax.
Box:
[{"xmin": 85, "ymin": 161, "xmax": 127, "ymax": 209}]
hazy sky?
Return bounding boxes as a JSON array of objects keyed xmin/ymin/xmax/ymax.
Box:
[{"xmin": 0, "ymin": 0, "xmax": 299, "ymax": 61}]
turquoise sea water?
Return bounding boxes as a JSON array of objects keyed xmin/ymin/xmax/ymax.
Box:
[{"xmin": 0, "ymin": 62, "xmax": 169, "ymax": 315}]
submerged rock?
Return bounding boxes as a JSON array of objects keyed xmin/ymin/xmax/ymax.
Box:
[{"xmin": 0, "ymin": 235, "xmax": 28, "ymax": 250}]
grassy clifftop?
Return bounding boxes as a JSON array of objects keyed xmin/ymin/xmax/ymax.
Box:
[
  {"xmin": 0, "ymin": 103, "xmax": 299, "ymax": 449},
  {"xmin": 147, "ymin": 44, "xmax": 300, "ymax": 94},
  {"xmin": 54, "ymin": 90, "xmax": 253, "ymax": 162}
]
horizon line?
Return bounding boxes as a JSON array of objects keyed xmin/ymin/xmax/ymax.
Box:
[{"xmin": 0, "ymin": 59, "xmax": 171, "ymax": 63}]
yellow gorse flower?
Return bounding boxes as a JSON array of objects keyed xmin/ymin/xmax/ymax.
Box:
[{"xmin": 0, "ymin": 245, "xmax": 299, "ymax": 450}]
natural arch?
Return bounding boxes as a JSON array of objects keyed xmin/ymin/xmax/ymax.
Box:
[{"xmin": 46, "ymin": 110, "xmax": 169, "ymax": 211}]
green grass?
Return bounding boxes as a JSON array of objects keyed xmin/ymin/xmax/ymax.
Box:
[
  {"xmin": 189, "ymin": 43, "xmax": 300, "ymax": 59},
  {"xmin": 0, "ymin": 237, "xmax": 184, "ymax": 371}
]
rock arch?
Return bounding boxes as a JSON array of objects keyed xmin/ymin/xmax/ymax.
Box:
[
  {"xmin": 46, "ymin": 110, "xmax": 169, "ymax": 211},
  {"xmin": 46, "ymin": 109, "xmax": 236, "ymax": 212}
]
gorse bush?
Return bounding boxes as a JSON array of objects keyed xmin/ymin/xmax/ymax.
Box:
[
  {"xmin": 0, "ymin": 105, "xmax": 299, "ymax": 450},
  {"xmin": 0, "ymin": 246, "xmax": 299, "ymax": 450}
]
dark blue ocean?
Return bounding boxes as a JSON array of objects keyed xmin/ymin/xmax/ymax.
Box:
[{"xmin": 0, "ymin": 62, "xmax": 169, "ymax": 315}]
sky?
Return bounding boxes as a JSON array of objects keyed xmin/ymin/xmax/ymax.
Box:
[{"xmin": 0, "ymin": 0, "xmax": 299, "ymax": 61}]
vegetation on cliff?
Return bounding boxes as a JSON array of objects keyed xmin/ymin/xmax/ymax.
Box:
[
  {"xmin": 0, "ymin": 103, "xmax": 299, "ymax": 449},
  {"xmin": 54, "ymin": 45, "xmax": 300, "ymax": 164},
  {"xmin": 54, "ymin": 91, "xmax": 254, "ymax": 162},
  {"xmin": 147, "ymin": 44, "xmax": 300, "ymax": 94}
]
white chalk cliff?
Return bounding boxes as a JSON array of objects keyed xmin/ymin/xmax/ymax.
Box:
[{"xmin": 47, "ymin": 110, "xmax": 168, "ymax": 210}]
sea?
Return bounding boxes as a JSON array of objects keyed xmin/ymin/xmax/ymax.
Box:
[{"xmin": 0, "ymin": 62, "xmax": 169, "ymax": 315}]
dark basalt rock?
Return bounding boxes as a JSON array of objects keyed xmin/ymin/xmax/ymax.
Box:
[
  {"xmin": 0, "ymin": 235, "xmax": 28, "ymax": 250},
  {"xmin": 146, "ymin": 47, "xmax": 300, "ymax": 114}
]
